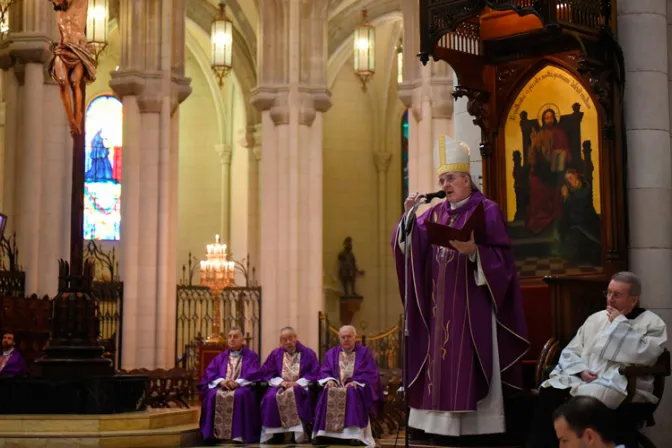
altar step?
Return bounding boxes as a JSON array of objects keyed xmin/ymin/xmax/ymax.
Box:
[{"xmin": 0, "ymin": 408, "xmax": 202, "ymax": 447}]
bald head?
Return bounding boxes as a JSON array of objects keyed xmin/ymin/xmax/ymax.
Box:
[
  {"xmin": 339, "ymin": 325, "xmax": 357, "ymax": 351},
  {"xmin": 280, "ymin": 327, "xmax": 298, "ymax": 352}
]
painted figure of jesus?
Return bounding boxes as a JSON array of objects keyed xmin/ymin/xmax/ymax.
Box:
[
  {"xmin": 48, "ymin": 0, "xmax": 97, "ymax": 136},
  {"xmin": 526, "ymin": 108, "xmax": 572, "ymax": 235}
]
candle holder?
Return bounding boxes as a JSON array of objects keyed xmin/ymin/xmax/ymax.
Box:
[{"xmin": 200, "ymin": 234, "xmax": 235, "ymax": 344}]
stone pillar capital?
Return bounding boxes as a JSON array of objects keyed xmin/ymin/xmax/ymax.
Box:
[
  {"xmin": 373, "ymin": 152, "xmax": 392, "ymax": 173},
  {"xmin": 250, "ymin": 85, "xmax": 288, "ymax": 125},
  {"xmin": 214, "ymin": 143, "xmax": 233, "ymax": 165},
  {"xmin": 170, "ymin": 75, "xmax": 192, "ymax": 114},
  {"xmin": 0, "ymin": 41, "xmax": 13, "ymax": 71},
  {"xmin": 398, "ymin": 80, "xmax": 422, "ymax": 121},
  {"xmin": 110, "ymin": 69, "xmax": 164, "ymax": 113},
  {"xmin": 251, "ymin": 85, "xmax": 332, "ymax": 126},
  {"xmin": 7, "ymin": 33, "xmax": 53, "ymax": 66},
  {"xmin": 429, "ymin": 77, "xmax": 454, "ymax": 118}
]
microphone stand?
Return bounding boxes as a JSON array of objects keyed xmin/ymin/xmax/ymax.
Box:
[{"xmin": 402, "ymin": 201, "xmax": 422, "ymax": 448}]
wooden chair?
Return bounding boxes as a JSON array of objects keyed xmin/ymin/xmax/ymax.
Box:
[
  {"xmin": 538, "ymin": 341, "xmax": 670, "ymax": 448},
  {"xmin": 618, "ymin": 349, "xmax": 671, "ymax": 448}
]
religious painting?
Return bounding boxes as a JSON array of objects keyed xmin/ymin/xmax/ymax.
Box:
[
  {"xmin": 504, "ymin": 65, "xmax": 602, "ymax": 278},
  {"xmin": 83, "ymin": 95, "xmax": 123, "ymax": 241}
]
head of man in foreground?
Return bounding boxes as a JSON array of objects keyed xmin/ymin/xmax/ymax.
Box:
[{"xmin": 553, "ymin": 396, "xmax": 621, "ymax": 448}]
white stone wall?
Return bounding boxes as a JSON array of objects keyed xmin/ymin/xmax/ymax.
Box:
[
  {"xmin": 323, "ymin": 17, "xmax": 405, "ymax": 334},
  {"xmin": 619, "ymin": 0, "xmax": 672, "ymax": 443}
]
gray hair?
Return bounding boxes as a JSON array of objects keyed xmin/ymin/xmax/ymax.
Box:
[
  {"xmin": 611, "ymin": 271, "xmax": 642, "ymax": 296},
  {"xmin": 465, "ymin": 173, "xmax": 480, "ymax": 192},
  {"xmin": 339, "ymin": 325, "xmax": 357, "ymax": 336},
  {"xmin": 228, "ymin": 326, "xmax": 243, "ymax": 335},
  {"xmin": 280, "ymin": 327, "xmax": 297, "ymax": 335}
]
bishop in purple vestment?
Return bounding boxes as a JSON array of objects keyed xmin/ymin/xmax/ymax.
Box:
[
  {"xmin": 312, "ymin": 325, "xmax": 383, "ymax": 447},
  {"xmin": 259, "ymin": 327, "xmax": 320, "ymax": 443},
  {"xmin": 392, "ymin": 136, "xmax": 529, "ymax": 437},
  {"xmin": 198, "ymin": 327, "xmax": 261, "ymax": 443},
  {"xmin": 0, "ymin": 332, "xmax": 27, "ymax": 378}
]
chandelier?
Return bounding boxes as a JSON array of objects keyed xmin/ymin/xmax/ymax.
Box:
[
  {"xmin": 86, "ymin": 0, "xmax": 109, "ymax": 63},
  {"xmin": 211, "ymin": 2, "xmax": 233, "ymax": 87},
  {"xmin": 353, "ymin": 9, "xmax": 375, "ymax": 90},
  {"xmin": 200, "ymin": 234, "xmax": 235, "ymax": 344}
]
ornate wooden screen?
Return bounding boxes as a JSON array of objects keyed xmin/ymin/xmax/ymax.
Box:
[{"xmin": 417, "ymin": 0, "xmax": 626, "ymax": 362}]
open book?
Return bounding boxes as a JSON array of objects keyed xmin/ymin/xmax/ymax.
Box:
[{"xmin": 425, "ymin": 201, "xmax": 486, "ymax": 250}]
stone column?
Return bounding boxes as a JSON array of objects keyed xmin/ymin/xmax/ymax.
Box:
[
  {"xmin": 214, "ymin": 143, "xmax": 233, "ymax": 242},
  {"xmin": 110, "ymin": 0, "xmax": 191, "ymax": 370},
  {"xmin": 398, "ymin": 0, "xmax": 454, "ymax": 201},
  {"xmin": 453, "ymin": 73, "xmax": 484, "ymax": 189},
  {"xmin": 0, "ymin": 28, "xmax": 70, "ymax": 296},
  {"xmin": 242, "ymin": 124, "xmax": 262, "ymax": 281},
  {"xmin": 398, "ymin": 64, "xmax": 454, "ymax": 201},
  {"xmin": 252, "ymin": 0, "xmax": 331, "ymax": 354},
  {"xmin": 619, "ymin": 3, "xmax": 672, "ymax": 444},
  {"xmin": 0, "ymin": 66, "xmax": 17, "ymax": 233},
  {"xmin": 373, "ymin": 151, "xmax": 392, "ymax": 328}
]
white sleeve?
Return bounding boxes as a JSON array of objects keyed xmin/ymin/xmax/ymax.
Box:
[
  {"xmin": 296, "ymin": 378, "xmax": 310, "ymax": 387},
  {"xmin": 268, "ymin": 377, "xmax": 284, "ymax": 387},
  {"xmin": 208, "ymin": 377, "xmax": 225, "ymax": 389},
  {"xmin": 235, "ymin": 378, "xmax": 251, "ymax": 387},
  {"xmin": 318, "ymin": 377, "xmax": 337, "ymax": 386},
  {"xmin": 554, "ymin": 325, "xmax": 590, "ymax": 375},
  {"xmin": 397, "ymin": 211, "xmax": 416, "ymax": 253},
  {"xmin": 593, "ymin": 315, "xmax": 667, "ymax": 366},
  {"xmin": 470, "ymin": 250, "xmax": 486, "ymax": 286}
]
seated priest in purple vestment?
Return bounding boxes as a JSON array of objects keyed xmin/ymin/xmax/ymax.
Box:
[
  {"xmin": 312, "ymin": 325, "xmax": 383, "ymax": 447},
  {"xmin": 392, "ymin": 136, "xmax": 529, "ymax": 437},
  {"xmin": 259, "ymin": 326, "xmax": 320, "ymax": 443},
  {"xmin": 198, "ymin": 327, "xmax": 261, "ymax": 444},
  {"xmin": 0, "ymin": 332, "xmax": 27, "ymax": 378}
]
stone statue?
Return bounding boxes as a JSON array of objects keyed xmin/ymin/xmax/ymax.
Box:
[
  {"xmin": 48, "ymin": 0, "xmax": 97, "ymax": 136},
  {"xmin": 338, "ymin": 236, "xmax": 364, "ymax": 297}
]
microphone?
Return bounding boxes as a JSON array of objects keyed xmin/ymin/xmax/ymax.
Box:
[{"xmin": 420, "ymin": 190, "xmax": 447, "ymax": 202}]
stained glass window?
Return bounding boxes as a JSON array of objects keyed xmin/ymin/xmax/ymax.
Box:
[
  {"xmin": 84, "ymin": 95, "xmax": 123, "ymax": 241},
  {"xmin": 401, "ymin": 110, "xmax": 409, "ymax": 211}
]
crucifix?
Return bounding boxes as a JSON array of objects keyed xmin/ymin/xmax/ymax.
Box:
[
  {"xmin": 36, "ymin": 0, "xmax": 112, "ymax": 377},
  {"xmin": 48, "ymin": 0, "xmax": 97, "ymax": 277}
]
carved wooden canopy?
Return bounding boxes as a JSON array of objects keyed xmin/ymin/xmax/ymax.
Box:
[
  {"xmin": 419, "ymin": 0, "xmax": 613, "ymax": 66},
  {"xmin": 417, "ymin": 0, "xmax": 628, "ymax": 276}
]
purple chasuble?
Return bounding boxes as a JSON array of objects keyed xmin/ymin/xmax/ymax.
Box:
[
  {"xmin": 0, "ymin": 350, "xmax": 27, "ymax": 378},
  {"xmin": 391, "ymin": 190, "xmax": 529, "ymax": 412},
  {"xmin": 198, "ymin": 346, "xmax": 261, "ymax": 443},
  {"xmin": 260, "ymin": 341, "xmax": 320, "ymax": 429},
  {"xmin": 313, "ymin": 344, "xmax": 383, "ymax": 434}
]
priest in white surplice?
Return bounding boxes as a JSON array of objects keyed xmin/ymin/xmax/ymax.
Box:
[{"xmin": 526, "ymin": 271, "xmax": 667, "ymax": 448}]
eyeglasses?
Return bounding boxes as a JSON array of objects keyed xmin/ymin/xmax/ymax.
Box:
[
  {"xmin": 602, "ymin": 290, "xmax": 626, "ymax": 299},
  {"xmin": 439, "ymin": 174, "xmax": 465, "ymax": 184}
]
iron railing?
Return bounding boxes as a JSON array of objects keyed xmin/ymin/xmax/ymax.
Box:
[
  {"xmin": 318, "ymin": 312, "xmax": 404, "ymax": 370},
  {"xmin": 175, "ymin": 286, "xmax": 262, "ymax": 369}
]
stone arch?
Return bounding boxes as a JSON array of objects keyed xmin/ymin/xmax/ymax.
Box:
[{"xmin": 186, "ymin": 0, "xmax": 259, "ymax": 130}]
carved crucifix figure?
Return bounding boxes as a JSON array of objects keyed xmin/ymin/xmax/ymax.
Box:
[{"xmin": 48, "ymin": 0, "xmax": 97, "ymax": 136}]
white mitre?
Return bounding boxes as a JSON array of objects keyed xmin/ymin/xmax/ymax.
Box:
[{"xmin": 433, "ymin": 135, "xmax": 471, "ymax": 176}]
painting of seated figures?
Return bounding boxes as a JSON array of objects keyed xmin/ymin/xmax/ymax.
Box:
[{"xmin": 504, "ymin": 65, "xmax": 602, "ymax": 278}]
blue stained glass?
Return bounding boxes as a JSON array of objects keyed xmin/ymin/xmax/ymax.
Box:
[
  {"xmin": 402, "ymin": 111, "xmax": 409, "ymax": 211},
  {"xmin": 83, "ymin": 95, "xmax": 123, "ymax": 241}
]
